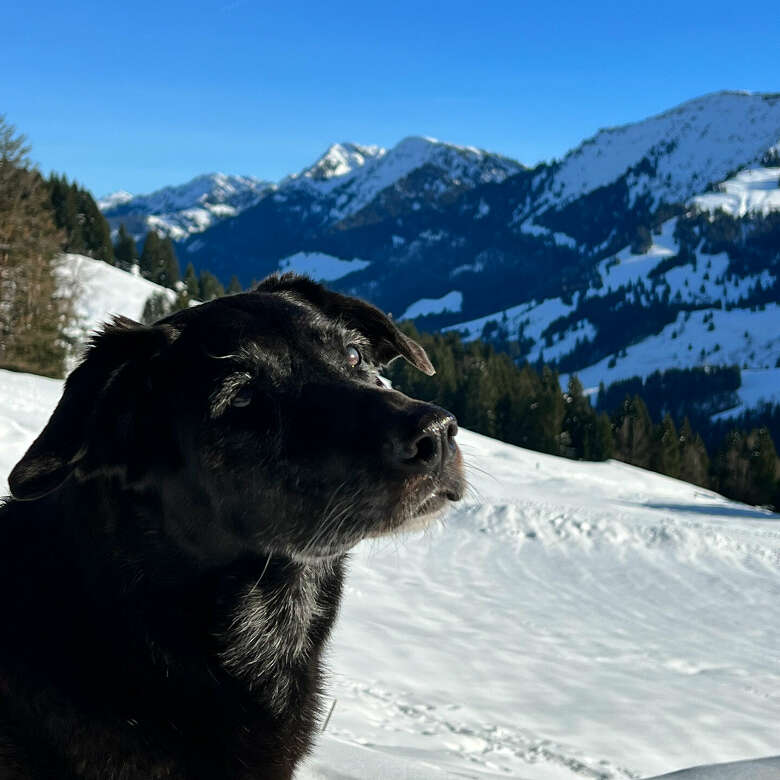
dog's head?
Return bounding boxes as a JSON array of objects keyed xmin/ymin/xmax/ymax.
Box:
[{"xmin": 9, "ymin": 274, "xmax": 464, "ymax": 562}]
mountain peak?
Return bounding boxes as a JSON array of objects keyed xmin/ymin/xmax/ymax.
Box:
[{"xmin": 303, "ymin": 142, "xmax": 386, "ymax": 182}]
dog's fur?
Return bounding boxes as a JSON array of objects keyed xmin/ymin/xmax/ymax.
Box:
[{"xmin": 0, "ymin": 274, "xmax": 464, "ymax": 779}]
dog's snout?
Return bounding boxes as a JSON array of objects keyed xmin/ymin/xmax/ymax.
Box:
[{"xmin": 392, "ymin": 410, "xmax": 459, "ymax": 474}]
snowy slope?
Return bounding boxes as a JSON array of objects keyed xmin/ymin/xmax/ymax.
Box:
[
  {"xmin": 2, "ymin": 364, "xmax": 778, "ymax": 780},
  {"xmin": 536, "ymin": 92, "xmax": 780, "ymax": 213},
  {"xmin": 100, "ymin": 173, "xmax": 273, "ymax": 240},
  {"xmin": 691, "ymin": 165, "xmax": 780, "ymax": 217},
  {"xmin": 58, "ymin": 254, "xmax": 175, "ymax": 334},
  {"xmin": 277, "ymin": 252, "xmax": 371, "ymax": 282},
  {"xmin": 447, "ymin": 215, "xmax": 780, "ymax": 410}
]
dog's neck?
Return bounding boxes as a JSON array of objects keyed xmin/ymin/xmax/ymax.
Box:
[{"xmin": 218, "ymin": 556, "xmax": 342, "ymax": 716}]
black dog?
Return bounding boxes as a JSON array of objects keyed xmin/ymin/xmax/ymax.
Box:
[{"xmin": 0, "ymin": 274, "xmax": 464, "ymax": 779}]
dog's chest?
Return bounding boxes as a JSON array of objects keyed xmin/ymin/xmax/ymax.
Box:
[{"xmin": 219, "ymin": 564, "xmax": 331, "ymax": 715}]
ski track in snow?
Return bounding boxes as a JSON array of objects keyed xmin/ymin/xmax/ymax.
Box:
[{"xmin": 2, "ymin": 369, "xmax": 779, "ymax": 779}]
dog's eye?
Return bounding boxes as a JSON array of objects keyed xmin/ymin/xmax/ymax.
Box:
[
  {"xmin": 346, "ymin": 345, "xmax": 361, "ymax": 368},
  {"xmin": 231, "ymin": 387, "xmax": 253, "ymax": 408}
]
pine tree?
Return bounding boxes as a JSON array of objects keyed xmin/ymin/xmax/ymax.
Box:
[
  {"xmin": 227, "ymin": 275, "xmax": 242, "ymax": 295},
  {"xmin": 745, "ymin": 428, "xmax": 779, "ymax": 507},
  {"xmin": 613, "ymin": 395, "xmax": 653, "ymax": 468},
  {"xmin": 678, "ymin": 417, "xmax": 709, "ymax": 487},
  {"xmin": 158, "ymin": 237, "xmax": 180, "ymax": 289},
  {"xmin": 139, "ymin": 230, "xmax": 161, "ymax": 281},
  {"xmin": 114, "ymin": 223, "xmax": 138, "ymax": 271},
  {"xmin": 184, "ymin": 262, "xmax": 199, "ymax": 299},
  {"xmin": 651, "ymin": 414, "xmax": 681, "ymax": 478},
  {"xmin": 198, "ymin": 270, "xmax": 225, "ymax": 300},
  {"xmin": 141, "ymin": 291, "xmax": 171, "ymax": 325},
  {"xmin": 0, "ymin": 116, "xmax": 73, "ymax": 377},
  {"xmin": 78, "ymin": 186, "xmax": 114, "ymax": 263},
  {"xmin": 591, "ymin": 412, "xmax": 614, "ymax": 460},
  {"xmin": 561, "ymin": 375, "xmax": 601, "ymax": 459}
]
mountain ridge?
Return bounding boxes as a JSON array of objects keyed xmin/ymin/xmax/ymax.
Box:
[{"xmin": 98, "ymin": 90, "xmax": 780, "ymax": 410}]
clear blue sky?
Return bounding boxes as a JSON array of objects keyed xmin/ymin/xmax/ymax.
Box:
[{"xmin": 3, "ymin": 0, "xmax": 778, "ymax": 197}]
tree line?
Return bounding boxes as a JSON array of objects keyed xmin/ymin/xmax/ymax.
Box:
[{"xmin": 386, "ymin": 325, "xmax": 780, "ymax": 510}]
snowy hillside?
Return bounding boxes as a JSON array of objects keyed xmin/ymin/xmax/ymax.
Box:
[
  {"xmin": 55, "ymin": 254, "xmax": 175, "ymax": 365},
  {"xmin": 1, "ymin": 366, "xmax": 778, "ymax": 780},
  {"xmin": 691, "ymin": 164, "xmax": 780, "ymax": 217},
  {"xmin": 100, "ymin": 173, "xmax": 273, "ymax": 240},
  {"xmin": 533, "ymin": 91, "xmax": 780, "ymax": 213},
  {"xmin": 446, "ymin": 214, "xmax": 780, "ymax": 412}
]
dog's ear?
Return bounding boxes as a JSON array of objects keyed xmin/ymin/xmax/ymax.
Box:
[
  {"xmin": 9, "ymin": 317, "xmax": 178, "ymax": 501},
  {"xmin": 257, "ymin": 273, "xmax": 435, "ymax": 376}
]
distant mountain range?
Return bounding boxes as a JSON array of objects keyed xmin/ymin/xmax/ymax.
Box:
[{"xmin": 99, "ymin": 90, "xmax": 780, "ymax": 411}]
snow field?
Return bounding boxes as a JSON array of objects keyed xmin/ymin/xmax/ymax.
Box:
[
  {"xmin": 400, "ymin": 291, "xmax": 464, "ymax": 320},
  {"xmin": 2, "ymin": 373, "xmax": 778, "ymax": 779},
  {"xmin": 277, "ymin": 252, "xmax": 371, "ymax": 282},
  {"xmin": 691, "ymin": 167, "xmax": 780, "ymax": 218},
  {"xmin": 447, "ymin": 214, "xmax": 780, "ymax": 410}
]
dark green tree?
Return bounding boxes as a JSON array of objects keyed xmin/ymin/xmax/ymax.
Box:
[
  {"xmin": 184, "ymin": 262, "xmax": 199, "ymax": 299},
  {"xmin": 114, "ymin": 223, "xmax": 138, "ymax": 270},
  {"xmin": 139, "ymin": 230, "xmax": 162, "ymax": 280},
  {"xmin": 651, "ymin": 414, "xmax": 681, "ymax": 478},
  {"xmin": 613, "ymin": 395, "xmax": 653, "ymax": 469},
  {"xmin": 198, "ymin": 270, "xmax": 225, "ymax": 300},
  {"xmin": 48, "ymin": 174, "xmax": 113, "ymax": 263},
  {"xmin": 158, "ymin": 237, "xmax": 180, "ymax": 289}
]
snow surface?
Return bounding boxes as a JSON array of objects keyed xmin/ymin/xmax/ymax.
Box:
[
  {"xmin": 278, "ymin": 252, "xmax": 371, "ymax": 282},
  {"xmin": 644, "ymin": 755, "xmax": 780, "ymax": 779},
  {"xmin": 691, "ymin": 167, "xmax": 780, "ymax": 218},
  {"xmin": 400, "ymin": 291, "xmax": 463, "ymax": 320},
  {"xmin": 3, "ymin": 363, "xmax": 779, "ymax": 779}
]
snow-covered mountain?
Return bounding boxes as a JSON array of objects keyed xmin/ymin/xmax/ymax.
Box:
[
  {"xmin": 98, "ymin": 91, "xmax": 780, "ymax": 416},
  {"xmin": 100, "ymin": 137, "xmax": 522, "ymax": 245},
  {"xmin": 445, "ymin": 213, "xmax": 780, "ymax": 411},
  {"xmin": 529, "ymin": 91, "xmax": 780, "ymax": 213},
  {"xmin": 100, "ymin": 173, "xmax": 273, "ymax": 241},
  {"xmin": 279, "ymin": 136, "xmax": 524, "ymax": 223},
  {"xmin": 2, "ymin": 362, "xmax": 778, "ymax": 779}
]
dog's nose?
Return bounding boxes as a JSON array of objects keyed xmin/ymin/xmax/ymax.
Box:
[{"xmin": 391, "ymin": 409, "xmax": 459, "ymax": 474}]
